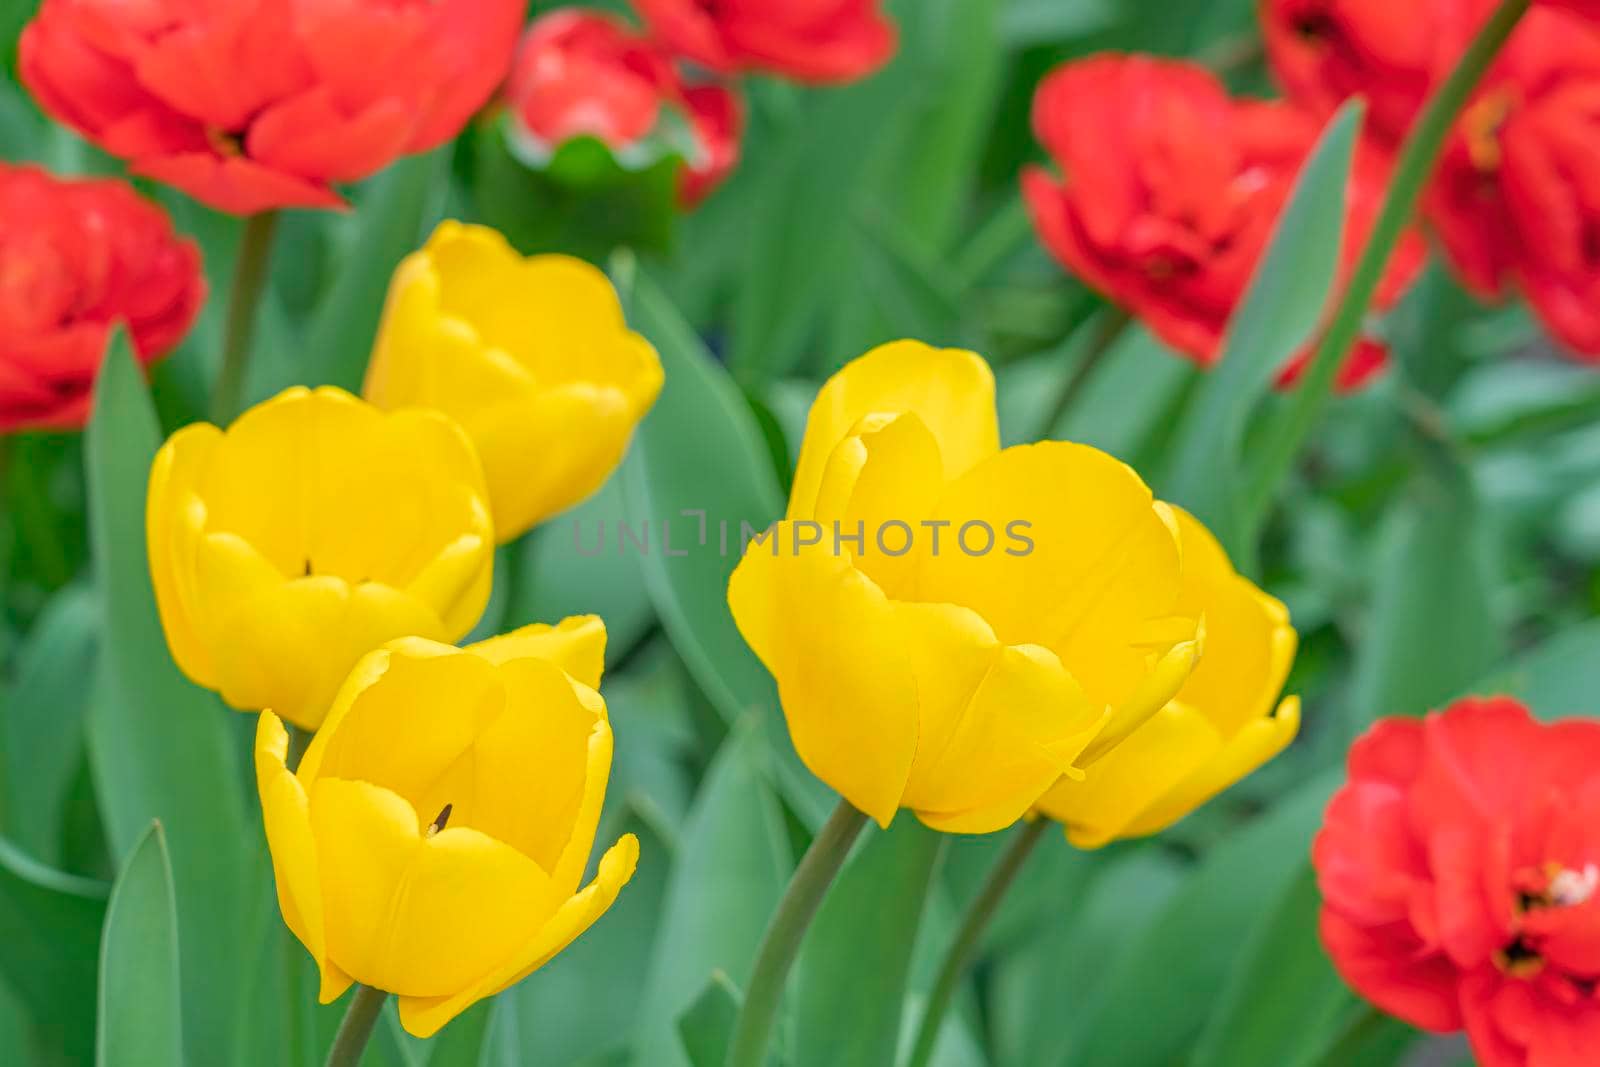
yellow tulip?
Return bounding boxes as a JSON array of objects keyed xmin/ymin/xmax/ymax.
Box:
[
  {"xmin": 147, "ymin": 386, "xmax": 494, "ymax": 730},
  {"xmin": 1035, "ymin": 507, "xmax": 1300, "ymax": 847},
  {"xmin": 364, "ymin": 221, "xmax": 665, "ymax": 542},
  {"xmin": 254, "ymin": 616, "xmax": 638, "ymax": 1038},
  {"xmin": 727, "ymin": 341, "xmax": 1202, "ymax": 833}
]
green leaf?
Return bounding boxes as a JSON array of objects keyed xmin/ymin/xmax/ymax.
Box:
[
  {"xmin": 793, "ymin": 820, "xmax": 944, "ymax": 1067},
  {"xmin": 1163, "ymin": 102, "xmax": 1363, "ymax": 564},
  {"xmin": 1345, "ymin": 447, "xmax": 1505, "ymax": 733},
  {"xmin": 632, "ymin": 722, "xmax": 794, "ymax": 1067},
  {"xmin": 83, "ymin": 332, "xmax": 252, "ymax": 1066},
  {"xmin": 2, "ymin": 582, "xmax": 97, "ymax": 865},
  {"xmin": 1066, "ymin": 772, "xmax": 1340, "ymax": 1067},
  {"xmin": 98, "ymin": 822, "xmax": 183, "ymax": 1067},
  {"xmin": 0, "ymin": 834, "xmax": 107, "ymax": 1063},
  {"xmin": 1188, "ymin": 865, "xmax": 1353, "ymax": 1067},
  {"xmin": 1477, "ymin": 617, "xmax": 1600, "ymax": 718},
  {"xmin": 306, "ymin": 147, "xmax": 450, "ymax": 393},
  {"xmin": 676, "ymin": 972, "xmax": 742, "ymax": 1067},
  {"xmin": 421, "ymin": 998, "xmax": 495, "ymax": 1067},
  {"xmin": 618, "ymin": 264, "xmax": 832, "ymax": 825}
]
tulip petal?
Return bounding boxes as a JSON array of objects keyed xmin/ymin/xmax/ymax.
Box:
[
  {"xmin": 147, "ymin": 422, "xmax": 223, "ymax": 686},
  {"xmin": 254, "ymin": 712, "xmax": 347, "ymax": 1001},
  {"xmin": 396, "ymin": 832, "xmax": 640, "ymax": 1038},
  {"xmin": 1121, "ymin": 696, "xmax": 1302, "ymax": 838},
  {"xmin": 728, "ymin": 529, "xmax": 919, "ymax": 827},
  {"xmin": 467, "ymin": 615, "xmax": 608, "ymax": 693},
  {"xmin": 897, "ymin": 604, "xmax": 1103, "ymax": 833},
  {"xmin": 1037, "ymin": 704, "xmax": 1223, "ymax": 849},
  {"xmin": 309, "ymin": 777, "xmax": 554, "ymax": 998},
  {"xmin": 916, "ymin": 441, "xmax": 1192, "ymax": 718},
  {"xmin": 788, "ymin": 341, "xmax": 998, "ymax": 522}
]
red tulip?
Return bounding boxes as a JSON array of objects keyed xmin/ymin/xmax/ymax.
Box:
[
  {"xmin": 1022, "ymin": 54, "xmax": 1425, "ymax": 391},
  {"xmin": 1316, "ymin": 697, "xmax": 1600, "ymax": 1067},
  {"xmin": 1261, "ymin": 0, "xmax": 1491, "ymax": 148},
  {"xmin": 19, "ymin": 0, "xmax": 525, "ymax": 215},
  {"xmin": 631, "ymin": 0, "xmax": 896, "ymax": 83},
  {"xmin": 1428, "ymin": 9, "xmax": 1600, "ymax": 357},
  {"xmin": 505, "ymin": 10, "xmax": 744, "ymax": 208},
  {"xmin": 0, "ymin": 163, "xmax": 203, "ymax": 433}
]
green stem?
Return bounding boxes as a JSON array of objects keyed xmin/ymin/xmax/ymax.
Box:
[
  {"xmin": 210, "ymin": 211, "xmax": 280, "ymax": 425},
  {"xmin": 905, "ymin": 819, "xmax": 1049, "ymax": 1067},
  {"xmin": 1247, "ymin": 0, "xmax": 1531, "ymax": 519},
  {"xmin": 725, "ymin": 799, "xmax": 869, "ymax": 1067},
  {"xmin": 1036, "ymin": 307, "xmax": 1132, "ymax": 440},
  {"xmin": 324, "ymin": 985, "xmax": 387, "ymax": 1067}
]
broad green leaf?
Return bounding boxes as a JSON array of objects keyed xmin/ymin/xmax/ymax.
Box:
[
  {"xmin": 1477, "ymin": 617, "xmax": 1600, "ymax": 718},
  {"xmin": 0, "ymin": 834, "xmax": 107, "ymax": 1063},
  {"xmin": 421, "ymin": 999, "xmax": 495, "ymax": 1067},
  {"xmin": 1066, "ymin": 772, "xmax": 1339, "ymax": 1067},
  {"xmin": 676, "ymin": 973, "xmax": 742, "ymax": 1067},
  {"xmin": 992, "ymin": 848, "xmax": 1184, "ymax": 1067},
  {"xmin": 1188, "ymin": 866, "xmax": 1353, "ymax": 1067},
  {"xmin": 632, "ymin": 722, "xmax": 793, "ymax": 1067},
  {"xmin": 1345, "ymin": 444, "xmax": 1504, "ymax": 734},
  {"xmin": 619, "ymin": 264, "xmax": 831, "ymax": 826},
  {"xmin": 307, "ymin": 147, "xmax": 450, "ymax": 393},
  {"xmin": 84, "ymin": 333, "xmax": 252, "ymax": 1066},
  {"xmin": 98, "ymin": 822, "xmax": 183, "ymax": 1067},
  {"xmin": 2, "ymin": 582, "xmax": 97, "ymax": 865},
  {"xmin": 1163, "ymin": 102, "xmax": 1363, "ymax": 565},
  {"xmin": 793, "ymin": 820, "xmax": 944, "ymax": 1067}
]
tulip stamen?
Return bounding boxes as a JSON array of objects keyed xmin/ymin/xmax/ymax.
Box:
[
  {"xmin": 1494, "ymin": 938, "xmax": 1544, "ymax": 979},
  {"xmin": 427, "ymin": 803, "xmax": 453, "ymax": 838}
]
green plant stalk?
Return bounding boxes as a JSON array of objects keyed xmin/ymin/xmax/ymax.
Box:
[
  {"xmin": 325, "ymin": 984, "xmax": 387, "ymax": 1067},
  {"xmin": 905, "ymin": 819, "xmax": 1050, "ymax": 1067},
  {"xmin": 210, "ymin": 211, "xmax": 280, "ymax": 425},
  {"xmin": 1247, "ymin": 0, "xmax": 1532, "ymax": 519},
  {"xmin": 1036, "ymin": 306, "xmax": 1133, "ymax": 440},
  {"xmin": 725, "ymin": 798, "xmax": 870, "ymax": 1067}
]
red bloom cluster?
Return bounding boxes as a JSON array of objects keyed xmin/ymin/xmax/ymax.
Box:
[
  {"xmin": 631, "ymin": 0, "xmax": 896, "ymax": 83},
  {"xmin": 505, "ymin": 10, "xmax": 743, "ymax": 208},
  {"xmin": 1316, "ymin": 698, "xmax": 1600, "ymax": 1067},
  {"xmin": 1263, "ymin": 0, "xmax": 1600, "ymax": 361},
  {"xmin": 0, "ymin": 164, "xmax": 203, "ymax": 432},
  {"xmin": 1023, "ymin": 55, "xmax": 1424, "ymax": 390},
  {"xmin": 20, "ymin": 0, "xmax": 526, "ymax": 215}
]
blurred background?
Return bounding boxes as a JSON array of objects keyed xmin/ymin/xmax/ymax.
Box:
[{"xmin": 3, "ymin": 1, "xmax": 1598, "ymax": 1065}]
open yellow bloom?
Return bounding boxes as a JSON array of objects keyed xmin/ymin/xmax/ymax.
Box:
[
  {"xmin": 728, "ymin": 341, "xmax": 1202, "ymax": 833},
  {"xmin": 364, "ymin": 221, "xmax": 664, "ymax": 542},
  {"xmin": 147, "ymin": 386, "xmax": 494, "ymax": 730},
  {"xmin": 1036, "ymin": 507, "xmax": 1300, "ymax": 847},
  {"xmin": 255, "ymin": 616, "xmax": 638, "ymax": 1038}
]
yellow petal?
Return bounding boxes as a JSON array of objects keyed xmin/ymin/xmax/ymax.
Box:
[
  {"xmin": 396, "ymin": 833, "xmax": 640, "ymax": 1039},
  {"xmin": 899, "ymin": 613, "xmax": 1104, "ymax": 833},
  {"xmin": 789, "ymin": 341, "xmax": 999, "ymax": 522},
  {"xmin": 728, "ymin": 529, "xmax": 918, "ymax": 827},
  {"xmin": 1036, "ymin": 704, "xmax": 1223, "ymax": 849},
  {"xmin": 916, "ymin": 442, "xmax": 1192, "ymax": 719},
  {"xmin": 255, "ymin": 712, "xmax": 344, "ymax": 999},
  {"xmin": 405, "ymin": 532, "xmax": 493, "ymax": 639},
  {"xmin": 309, "ymin": 639, "xmax": 507, "ymax": 802},
  {"xmin": 467, "ymin": 615, "xmax": 608, "ymax": 690},
  {"xmin": 1165, "ymin": 506, "xmax": 1298, "ymax": 737},
  {"xmin": 448, "ymin": 657, "xmax": 605, "ymax": 878},
  {"xmin": 811, "ymin": 412, "xmax": 945, "ymax": 599},
  {"xmin": 147, "ymin": 423, "xmax": 224, "ymax": 687},
  {"xmin": 1119, "ymin": 696, "xmax": 1302, "ymax": 839},
  {"xmin": 308, "ymin": 777, "xmax": 554, "ymax": 998}
]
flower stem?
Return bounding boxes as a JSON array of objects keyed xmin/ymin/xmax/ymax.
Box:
[
  {"xmin": 210, "ymin": 211, "xmax": 280, "ymax": 425},
  {"xmin": 1247, "ymin": 0, "xmax": 1531, "ymax": 518},
  {"xmin": 725, "ymin": 799, "xmax": 869, "ymax": 1067},
  {"xmin": 324, "ymin": 984, "xmax": 387, "ymax": 1067},
  {"xmin": 905, "ymin": 819, "xmax": 1049, "ymax": 1067},
  {"xmin": 1036, "ymin": 307, "xmax": 1132, "ymax": 440}
]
